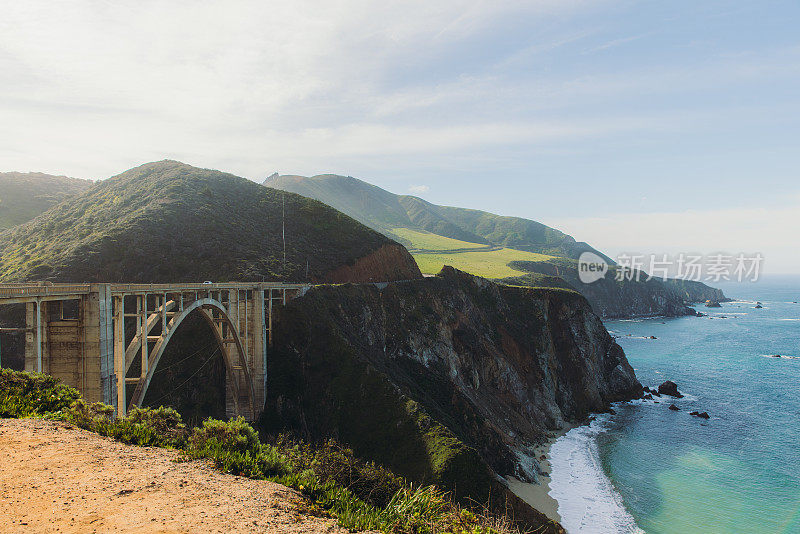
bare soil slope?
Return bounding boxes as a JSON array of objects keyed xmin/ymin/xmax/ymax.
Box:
[{"xmin": 0, "ymin": 418, "xmax": 347, "ymax": 534}]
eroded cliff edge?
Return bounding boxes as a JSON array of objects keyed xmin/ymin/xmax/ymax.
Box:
[{"xmin": 261, "ymin": 266, "xmax": 641, "ymax": 531}]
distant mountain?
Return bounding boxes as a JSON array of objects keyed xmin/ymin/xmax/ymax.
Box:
[
  {"xmin": 0, "ymin": 161, "xmax": 420, "ymax": 283},
  {"xmin": 264, "ymin": 174, "xmax": 606, "ymax": 260},
  {"xmin": 264, "ymin": 173, "xmax": 726, "ymax": 317},
  {"xmin": 0, "ymin": 172, "xmax": 93, "ymax": 231}
]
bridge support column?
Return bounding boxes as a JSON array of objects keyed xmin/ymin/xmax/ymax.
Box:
[
  {"xmin": 252, "ymin": 288, "xmax": 267, "ymax": 414},
  {"xmin": 113, "ymin": 295, "xmax": 126, "ymax": 417},
  {"xmin": 24, "ymin": 301, "xmax": 46, "ymax": 374},
  {"xmin": 23, "ymin": 297, "xmax": 103, "ymax": 403},
  {"xmin": 79, "ymin": 285, "xmax": 114, "ymax": 405}
]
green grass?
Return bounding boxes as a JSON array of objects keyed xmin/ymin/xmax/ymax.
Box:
[
  {"xmin": 390, "ymin": 227, "xmax": 488, "ymax": 251},
  {"xmin": 412, "ymin": 248, "xmax": 557, "ymax": 278},
  {"xmin": 0, "ymin": 368, "xmax": 528, "ymax": 534}
]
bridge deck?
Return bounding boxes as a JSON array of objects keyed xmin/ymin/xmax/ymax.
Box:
[{"xmin": 0, "ymin": 282, "xmax": 309, "ymax": 304}]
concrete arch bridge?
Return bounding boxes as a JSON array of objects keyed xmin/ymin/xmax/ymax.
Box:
[{"xmin": 0, "ymin": 283, "xmax": 309, "ymax": 420}]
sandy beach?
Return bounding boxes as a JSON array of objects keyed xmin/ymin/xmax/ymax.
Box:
[{"xmin": 506, "ymin": 424, "xmax": 575, "ymax": 523}]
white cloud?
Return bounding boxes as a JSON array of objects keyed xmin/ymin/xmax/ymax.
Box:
[
  {"xmin": 1, "ymin": 1, "xmax": 796, "ymax": 182},
  {"xmin": 408, "ymin": 184, "xmax": 430, "ymax": 194},
  {"xmin": 0, "ymin": 0, "xmax": 613, "ymax": 178}
]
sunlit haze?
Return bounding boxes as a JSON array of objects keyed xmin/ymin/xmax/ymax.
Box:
[{"xmin": 2, "ymin": 1, "xmax": 798, "ymax": 272}]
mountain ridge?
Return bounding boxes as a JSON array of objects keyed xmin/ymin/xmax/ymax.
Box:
[
  {"xmin": 264, "ymin": 173, "xmax": 606, "ymax": 260},
  {"xmin": 263, "ymin": 172, "xmax": 725, "ymax": 317},
  {"xmin": 0, "ymin": 161, "xmax": 421, "ymax": 283},
  {"xmin": 0, "ymin": 172, "xmax": 93, "ymax": 231}
]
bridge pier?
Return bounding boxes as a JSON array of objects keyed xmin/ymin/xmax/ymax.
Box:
[
  {"xmin": 2, "ymin": 282, "xmax": 308, "ymax": 421},
  {"xmin": 22, "ymin": 287, "xmax": 116, "ymax": 406}
]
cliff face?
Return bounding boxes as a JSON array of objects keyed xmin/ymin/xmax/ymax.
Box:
[
  {"xmin": 320, "ymin": 243, "xmax": 422, "ymax": 283},
  {"xmin": 261, "ymin": 267, "xmax": 640, "ymax": 530},
  {"xmin": 569, "ymin": 275, "xmax": 697, "ymax": 318},
  {"xmin": 503, "ymin": 262, "xmax": 711, "ymax": 318},
  {"xmin": 663, "ymin": 278, "xmax": 730, "ymax": 304}
]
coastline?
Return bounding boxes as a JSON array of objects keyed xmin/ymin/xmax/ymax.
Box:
[{"xmin": 506, "ymin": 423, "xmax": 576, "ymax": 523}]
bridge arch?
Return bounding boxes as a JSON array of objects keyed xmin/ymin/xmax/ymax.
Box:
[{"xmin": 127, "ymin": 298, "xmax": 255, "ymax": 419}]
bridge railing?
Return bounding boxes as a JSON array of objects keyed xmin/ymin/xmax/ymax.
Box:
[
  {"xmin": 107, "ymin": 282, "xmax": 310, "ymax": 294},
  {"xmin": 0, "ymin": 282, "xmax": 312, "ymax": 300},
  {"xmin": 0, "ymin": 284, "xmax": 92, "ymax": 299}
]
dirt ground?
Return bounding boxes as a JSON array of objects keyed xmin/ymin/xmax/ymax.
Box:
[{"xmin": 0, "ymin": 418, "xmax": 349, "ymax": 533}]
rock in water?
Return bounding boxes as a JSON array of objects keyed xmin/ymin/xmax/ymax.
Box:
[
  {"xmin": 690, "ymin": 411, "xmax": 710, "ymax": 419},
  {"xmin": 705, "ymin": 300, "xmax": 722, "ymax": 308},
  {"xmin": 669, "ymin": 404, "xmax": 680, "ymax": 411},
  {"xmin": 658, "ymin": 380, "xmax": 684, "ymax": 398}
]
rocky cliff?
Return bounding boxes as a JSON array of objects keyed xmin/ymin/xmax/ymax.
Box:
[
  {"xmin": 663, "ymin": 278, "xmax": 731, "ymax": 304},
  {"xmin": 321, "ymin": 243, "xmax": 421, "ymax": 283},
  {"xmin": 261, "ymin": 267, "xmax": 641, "ymax": 531},
  {"xmin": 502, "ymin": 261, "xmax": 716, "ymax": 318},
  {"xmin": 562, "ymin": 274, "xmax": 697, "ymax": 318}
]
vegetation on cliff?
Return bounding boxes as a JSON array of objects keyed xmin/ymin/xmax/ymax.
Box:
[
  {"xmin": 0, "ymin": 368, "xmax": 552, "ymax": 534},
  {"xmin": 0, "ymin": 161, "xmax": 420, "ymax": 283},
  {"xmin": 0, "ymin": 172, "xmax": 92, "ymax": 231}
]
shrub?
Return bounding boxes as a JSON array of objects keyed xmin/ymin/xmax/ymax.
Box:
[
  {"xmin": 189, "ymin": 416, "xmax": 260, "ymax": 455},
  {"xmin": 0, "ymin": 369, "xmax": 80, "ymax": 417},
  {"xmin": 56, "ymin": 401, "xmax": 188, "ymax": 448},
  {"xmin": 186, "ymin": 417, "xmax": 290, "ymax": 479},
  {"xmin": 98, "ymin": 406, "xmax": 187, "ymax": 448},
  {"xmin": 61, "ymin": 399, "xmax": 115, "ymax": 429},
  {"xmin": 275, "ymin": 435, "xmax": 405, "ymax": 509}
]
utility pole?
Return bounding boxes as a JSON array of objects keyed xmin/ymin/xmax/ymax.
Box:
[{"xmin": 282, "ymin": 191, "xmax": 286, "ymax": 274}]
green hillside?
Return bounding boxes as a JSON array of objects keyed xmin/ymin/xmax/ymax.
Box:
[
  {"xmin": 263, "ymin": 173, "xmax": 605, "ymax": 283},
  {"xmin": 0, "ymin": 172, "xmax": 93, "ymax": 231},
  {"xmin": 414, "ymin": 248, "xmax": 556, "ymax": 278},
  {"xmin": 263, "ymin": 173, "xmax": 725, "ymax": 318},
  {"xmin": 0, "ymin": 161, "xmax": 419, "ymax": 283},
  {"xmin": 264, "ymin": 173, "xmax": 601, "ymax": 259}
]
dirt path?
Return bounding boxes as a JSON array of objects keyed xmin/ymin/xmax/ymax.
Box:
[{"xmin": 0, "ymin": 418, "xmax": 348, "ymax": 533}]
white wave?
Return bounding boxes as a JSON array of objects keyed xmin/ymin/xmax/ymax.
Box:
[
  {"xmin": 761, "ymin": 354, "xmax": 799, "ymax": 360},
  {"xmin": 549, "ymin": 418, "xmax": 644, "ymax": 534}
]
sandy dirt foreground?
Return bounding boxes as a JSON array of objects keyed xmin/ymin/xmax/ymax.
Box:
[{"xmin": 0, "ymin": 418, "xmax": 350, "ymax": 534}]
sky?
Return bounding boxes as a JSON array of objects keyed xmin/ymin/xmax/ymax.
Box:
[{"xmin": 2, "ymin": 1, "xmax": 799, "ymax": 273}]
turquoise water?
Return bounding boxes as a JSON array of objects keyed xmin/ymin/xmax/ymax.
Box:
[{"xmin": 601, "ymin": 278, "xmax": 800, "ymax": 533}]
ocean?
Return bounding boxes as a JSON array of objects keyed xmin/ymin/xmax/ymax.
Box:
[{"xmin": 549, "ymin": 276, "xmax": 800, "ymax": 533}]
